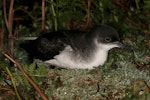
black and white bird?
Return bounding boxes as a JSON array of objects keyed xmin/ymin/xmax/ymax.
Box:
[{"xmin": 20, "ymin": 25, "xmax": 131, "ymax": 69}]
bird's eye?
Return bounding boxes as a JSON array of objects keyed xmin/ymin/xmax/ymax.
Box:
[{"xmin": 105, "ymin": 37, "xmax": 112, "ymax": 42}]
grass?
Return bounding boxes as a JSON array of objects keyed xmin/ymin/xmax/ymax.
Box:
[{"xmin": 0, "ymin": 33, "xmax": 150, "ymax": 100}]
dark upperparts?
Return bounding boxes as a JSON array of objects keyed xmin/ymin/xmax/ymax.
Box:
[{"xmin": 20, "ymin": 30, "xmax": 91, "ymax": 61}]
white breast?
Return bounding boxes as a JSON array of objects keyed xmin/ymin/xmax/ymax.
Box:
[{"xmin": 44, "ymin": 46, "xmax": 108, "ymax": 69}]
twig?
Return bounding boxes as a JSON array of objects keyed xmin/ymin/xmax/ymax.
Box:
[
  {"xmin": 42, "ymin": 0, "xmax": 45, "ymax": 31},
  {"xmin": 0, "ymin": 29, "xmax": 4, "ymax": 51},
  {"xmin": 8, "ymin": 0, "xmax": 14, "ymax": 35},
  {"xmin": 3, "ymin": 0, "xmax": 8, "ymax": 29},
  {"xmin": 1, "ymin": 52, "xmax": 48, "ymax": 100},
  {"xmin": 0, "ymin": 87, "xmax": 13, "ymax": 91},
  {"xmin": 126, "ymin": 17, "xmax": 141, "ymax": 30},
  {"xmin": 4, "ymin": 0, "xmax": 14, "ymax": 56},
  {"xmin": 144, "ymin": 80, "xmax": 150, "ymax": 93},
  {"xmin": 84, "ymin": 0, "xmax": 91, "ymax": 31},
  {"xmin": 14, "ymin": 6, "xmax": 35, "ymax": 20},
  {"xmin": 8, "ymin": 0, "xmax": 14, "ymax": 56}
]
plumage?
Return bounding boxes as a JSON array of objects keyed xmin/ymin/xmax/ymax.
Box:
[{"xmin": 20, "ymin": 24, "xmax": 130, "ymax": 69}]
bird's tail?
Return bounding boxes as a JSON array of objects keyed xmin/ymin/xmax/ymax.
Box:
[{"xmin": 19, "ymin": 40, "xmax": 35, "ymax": 53}]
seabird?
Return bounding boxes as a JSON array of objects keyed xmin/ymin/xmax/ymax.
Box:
[{"xmin": 20, "ymin": 24, "xmax": 131, "ymax": 69}]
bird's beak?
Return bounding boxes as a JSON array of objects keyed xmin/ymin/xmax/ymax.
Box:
[{"xmin": 115, "ymin": 41, "xmax": 133, "ymax": 50}]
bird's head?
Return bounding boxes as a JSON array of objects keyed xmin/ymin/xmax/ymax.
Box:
[{"xmin": 92, "ymin": 25, "xmax": 132, "ymax": 51}]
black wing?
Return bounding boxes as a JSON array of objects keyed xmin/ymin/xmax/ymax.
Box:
[{"xmin": 20, "ymin": 30, "xmax": 86, "ymax": 61}]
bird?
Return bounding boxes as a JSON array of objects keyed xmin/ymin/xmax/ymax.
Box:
[{"xmin": 20, "ymin": 24, "xmax": 131, "ymax": 69}]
